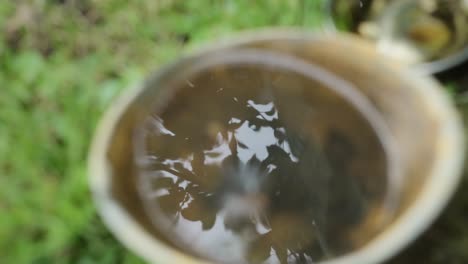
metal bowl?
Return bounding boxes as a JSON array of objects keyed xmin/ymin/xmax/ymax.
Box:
[
  {"xmin": 326, "ymin": 0, "xmax": 468, "ymax": 74},
  {"xmin": 88, "ymin": 29, "xmax": 464, "ymax": 264}
]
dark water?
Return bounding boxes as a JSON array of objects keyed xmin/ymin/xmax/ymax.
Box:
[{"xmin": 133, "ymin": 63, "xmax": 390, "ymax": 263}]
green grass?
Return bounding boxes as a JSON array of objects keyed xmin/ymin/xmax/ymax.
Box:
[{"xmin": 0, "ymin": 1, "xmax": 325, "ymax": 263}]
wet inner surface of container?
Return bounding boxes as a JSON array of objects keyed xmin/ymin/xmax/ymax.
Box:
[{"xmin": 132, "ymin": 59, "xmax": 392, "ymax": 264}]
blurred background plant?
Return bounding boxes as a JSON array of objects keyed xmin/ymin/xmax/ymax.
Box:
[{"xmin": 1, "ymin": 0, "xmax": 468, "ymax": 263}]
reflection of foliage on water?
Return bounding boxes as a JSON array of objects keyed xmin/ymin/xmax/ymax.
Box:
[{"xmin": 134, "ymin": 80, "xmax": 365, "ymax": 263}]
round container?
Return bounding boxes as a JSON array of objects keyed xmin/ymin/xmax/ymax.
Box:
[
  {"xmin": 326, "ymin": 0, "xmax": 468, "ymax": 74},
  {"xmin": 88, "ymin": 30, "xmax": 464, "ymax": 264}
]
